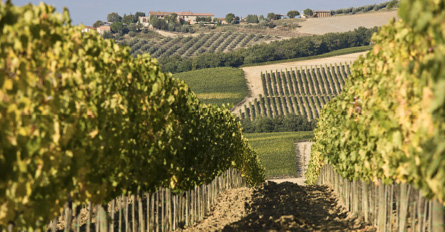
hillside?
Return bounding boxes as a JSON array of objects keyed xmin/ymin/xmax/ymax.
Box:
[
  {"xmin": 297, "ymin": 10, "xmax": 398, "ymax": 35},
  {"xmin": 172, "ymin": 67, "xmax": 248, "ymax": 106},
  {"xmin": 233, "ymin": 52, "xmax": 366, "ymax": 116}
]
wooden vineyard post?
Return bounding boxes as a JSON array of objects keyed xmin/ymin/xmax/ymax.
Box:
[
  {"xmin": 353, "ymin": 180, "xmax": 359, "ymax": 216},
  {"xmin": 138, "ymin": 194, "xmax": 144, "ymax": 232},
  {"xmin": 99, "ymin": 204, "xmax": 108, "ymax": 232},
  {"xmin": 362, "ymin": 181, "xmax": 369, "ymax": 223},
  {"xmin": 168, "ymin": 189, "xmax": 172, "ymax": 231},
  {"xmin": 156, "ymin": 190, "xmax": 160, "ymax": 232},
  {"xmin": 64, "ymin": 200, "xmax": 72, "ymax": 232},
  {"xmin": 146, "ymin": 193, "xmax": 150, "ymax": 232},
  {"xmin": 417, "ymin": 192, "xmax": 426, "ymax": 232},
  {"xmin": 410, "ymin": 190, "xmax": 417, "ymax": 232},
  {"xmin": 110, "ymin": 199, "xmax": 115, "ymax": 232},
  {"xmin": 398, "ymin": 183, "xmax": 410, "ymax": 232},
  {"xmin": 124, "ymin": 195, "xmax": 129, "ymax": 232},
  {"xmin": 369, "ymin": 182, "xmax": 374, "ymax": 226},
  {"xmin": 388, "ymin": 185, "xmax": 394, "ymax": 232},
  {"xmin": 95, "ymin": 205, "xmax": 100, "ymax": 232},
  {"xmin": 51, "ymin": 217, "xmax": 57, "ymax": 232},
  {"xmin": 173, "ymin": 194, "xmax": 177, "ymax": 231},
  {"xmin": 75, "ymin": 203, "xmax": 81, "ymax": 232},
  {"xmin": 346, "ymin": 180, "xmax": 350, "ymax": 211},
  {"xmin": 86, "ymin": 202, "xmax": 92, "ymax": 232},
  {"xmin": 151, "ymin": 192, "xmax": 155, "ymax": 232},
  {"xmin": 118, "ymin": 197, "xmax": 122, "ymax": 232},
  {"xmin": 132, "ymin": 195, "xmax": 136, "ymax": 232},
  {"xmin": 379, "ymin": 181, "xmax": 390, "ymax": 231},
  {"xmin": 161, "ymin": 188, "xmax": 165, "ymax": 232},
  {"xmin": 7, "ymin": 223, "xmax": 13, "ymax": 232},
  {"xmin": 185, "ymin": 190, "xmax": 189, "ymax": 227},
  {"xmin": 431, "ymin": 198, "xmax": 445, "ymax": 232}
]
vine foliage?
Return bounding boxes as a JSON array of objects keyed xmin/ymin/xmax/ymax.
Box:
[
  {"xmin": 306, "ymin": 0, "xmax": 445, "ymax": 204},
  {"xmin": 0, "ymin": 2, "xmax": 265, "ymax": 229}
]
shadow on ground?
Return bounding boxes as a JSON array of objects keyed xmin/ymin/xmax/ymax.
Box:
[{"xmin": 222, "ymin": 181, "xmax": 374, "ymax": 232}]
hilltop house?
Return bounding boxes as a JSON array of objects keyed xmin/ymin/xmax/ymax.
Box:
[
  {"xmin": 96, "ymin": 25, "xmax": 111, "ymax": 34},
  {"xmin": 139, "ymin": 16, "xmax": 150, "ymax": 27},
  {"xmin": 81, "ymin": 26, "xmax": 96, "ymax": 33},
  {"xmin": 313, "ymin": 10, "xmax": 332, "ymax": 18},
  {"xmin": 147, "ymin": 11, "xmax": 214, "ymax": 24}
]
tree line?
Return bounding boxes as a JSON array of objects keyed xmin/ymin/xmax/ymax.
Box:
[
  {"xmin": 240, "ymin": 114, "xmax": 315, "ymax": 133},
  {"xmin": 332, "ymin": 0, "xmax": 398, "ymax": 15},
  {"xmin": 158, "ymin": 26, "xmax": 378, "ymax": 73}
]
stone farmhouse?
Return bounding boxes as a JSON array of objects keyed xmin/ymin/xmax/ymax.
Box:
[
  {"xmin": 81, "ymin": 25, "xmax": 110, "ymax": 35},
  {"xmin": 313, "ymin": 10, "xmax": 332, "ymax": 18}
]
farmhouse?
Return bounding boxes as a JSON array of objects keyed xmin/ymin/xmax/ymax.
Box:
[
  {"xmin": 148, "ymin": 11, "xmax": 214, "ymax": 24},
  {"xmin": 96, "ymin": 25, "xmax": 111, "ymax": 34},
  {"xmin": 139, "ymin": 16, "xmax": 150, "ymax": 27},
  {"xmin": 313, "ymin": 10, "xmax": 332, "ymax": 18},
  {"xmin": 81, "ymin": 26, "xmax": 96, "ymax": 33}
]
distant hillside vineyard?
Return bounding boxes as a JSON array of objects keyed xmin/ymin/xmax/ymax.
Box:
[
  {"xmin": 239, "ymin": 63, "xmax": 350, "ymax": 121},
  {"xmin": 121, "ymin": 31, "xmax": 266, "ymax": 58}
]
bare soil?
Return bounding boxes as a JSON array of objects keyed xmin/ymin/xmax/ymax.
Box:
[
  {"xmin": 297, "ymin": 11, "xmax": 398, "ymax": 35},
  {"xmin": 181, "ymin": 181, "xmax": 375, "ymax": 232}
]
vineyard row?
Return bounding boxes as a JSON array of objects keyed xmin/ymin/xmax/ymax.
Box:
[
  {"xmin": 240, "ymin": 63, "xmax": 351, "ymax": 121},
  {"xmin": 125, "ymin": 32, "xmax": 264, "ymax": 58}
]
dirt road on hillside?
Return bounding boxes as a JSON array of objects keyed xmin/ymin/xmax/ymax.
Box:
[
  {"xmin": 233, "ymin": 52, "xmax": 366, "ymax": 115},
  {"xmin": 298, "ymin": 11, "xmax": 398, "ymax": 35},
  {"xmin": 180, "ymin": 182, "xmax": 374, "ymax": 231}
]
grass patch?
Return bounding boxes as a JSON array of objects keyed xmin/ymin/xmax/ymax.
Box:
[
  {"xmin": 241, "ymin": 45, "xmax": 372, "ymax": 67},
  {"xmin": 245, "ymin": 131, "xmax": 314, "ymax": 178},
  {"xmin": 172, "ymin": 67, "xmax": 248, "ymax": 106}
]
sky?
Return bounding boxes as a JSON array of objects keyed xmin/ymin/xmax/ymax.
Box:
[{"xmin": 10, "ymin": 0, "xmax": 391, "ymax": 26}]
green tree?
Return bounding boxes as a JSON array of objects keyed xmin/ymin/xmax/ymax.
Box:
[
  {"xmin": 128, "ymin": 23, "xmax": 137, "ymax": 32},
  {"xmin": 150, "ymin": 15, "xmax": 163, "ymax": 29},
  {"xmin": 287, "ymin": 10, "xmax": 300, "ymax": 18},
  {"xmin": 110, "ymin": 21, "xmax": 123, "ymax": 33},
  {"xmin": 234, "ymin": 16, "xmax": 240, "ymax": 24},
  {"xmin": 107, "ymin": 12, "xmax": 122, "ymax": 22},
  {"xmin": 167, "ymin": 22, "xmax": 175, "ymax": 31},
  {"xmin": 267, "ymin": 12, "xmax": 277, "ymax": 20},
  {"xmin": 122, "ymin": 14, "xmax": 135, "ymax": 24},
  {"xmin": 135, "ymin": 11, "xmax": 146, "ymax": 19},
  {"xmin": 166, "ymin": 13, "xmax": 178, "ymax": 23},
  {"xmin": 102, "ymin": 31, "xmax": 113, "ymax": 39},
  {"xmin": 303, "ymin": 8, "xmax": 313, "ymax": 17},
  {"xmin": 246, "ymin": 14, "xmax": 259, "ymax": 23},
  {"xmin": 225, "ymin": 13, "xmax": 235, "ymax": 24},
  {"xmin": 255, "ymin": 117, "xmax": 274, "ymax": 132},
  {"xmin": 181, "ymin": 24, "xmax": 190, "ymax": 33},
  {"xmin": 387, "ymin": 0, "xmax": 398, "ymax": 9},
  {"xmin": 93, "ymin": 20, "xmax": 104, "ymax": 28}
]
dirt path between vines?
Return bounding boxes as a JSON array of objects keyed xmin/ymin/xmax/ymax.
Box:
[
  {"xmin": 180, "ymin": 181, "xmax": 374, "ymax": 231},
  {"xmin": 233, "ymin": 52, "xmax": 366, "ymax": 115}
]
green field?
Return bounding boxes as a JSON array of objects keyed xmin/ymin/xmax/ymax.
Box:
[
  {"xmin": 245, "ymin": 131, "xmax": 314, "ymax": 178},
  {"xmin": 172, "ymin": 67, "xmax": 248, "ymax": 106}
]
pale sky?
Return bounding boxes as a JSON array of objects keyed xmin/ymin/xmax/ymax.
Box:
[{"xmin": 10, "ymin": 0, "xmax": 392, "ymax": 26}]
